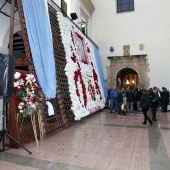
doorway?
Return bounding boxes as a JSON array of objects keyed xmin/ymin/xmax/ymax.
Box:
[
  {"xmin": 107, "ymin": 55, "xmax": 149, "ymax": 89},
  {"xmin": 117, "ymin": 68, "xmax": 138, "ymax": 88}
]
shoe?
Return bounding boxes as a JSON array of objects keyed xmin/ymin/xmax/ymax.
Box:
[
  {"xmin": 142, "ymin": 122, "xmax": 147, "ymax": 124},
  {"xmin": 110, "ymin": 111, "xmax": 112, "ymax": 113},
  {"xmin": 153, "ymin": 119, "xmax": 157, "ymax": 122},
  {"xmin": 150, "ymin": 122, "xmax": 153, "ymax": 126}
]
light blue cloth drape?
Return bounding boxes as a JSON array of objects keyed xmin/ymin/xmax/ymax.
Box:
[
  {"xmin": 91, "ymin": 44, "xmax": 108, "ymax": 101},
  {"xmin": 22, "ymin": 0, "xmax": 56, "ymax": 99}
]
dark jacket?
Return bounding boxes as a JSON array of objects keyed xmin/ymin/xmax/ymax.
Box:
[
  {"xmin": 140, "ymin": 95, "xmax": 151, "ymax": 109},
  {"xmin": 150, "ymin": 91, "xmax": 159, "ymax": 107},
  {"xmin": 136, "ymin": 89, "xmax": 142, "ymax": 101},
  {"xmin": 107, "ymin": 89, "xmax": 111, "ymax": 100},
  {"xmin": 161, "ymin": 90, "xmax": 170, "ymax": 104},
  {"xmin": 126, "ymin": 89, "xmax": 134, "ymax": 102},
  {"xmin": 117, "ymin": 92, "xmax": 123, "ymax": 103}
]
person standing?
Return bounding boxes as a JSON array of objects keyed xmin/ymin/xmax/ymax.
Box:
[
  {"xmin": 157, "ymin": 88, "xmax": 162, "ymax": 111},
  {"xmin": 122, "ymin": 88, "xmax": 127, "ymax": 115},
  {"xmin": 136, "ymin": 88, "xmax": 142, "ymax": 111},
  {"xmin": 110, "ymin": 86, "xmax": 118, "ymax": 113},
  {"xmin": 133, "ymin": 89, "xmax": 137, "ymax": 111},
  {"xmin": 140, "ymin": 89, "xmax": 153, "ymax": 125},
  {"xmin": 117, "ymin": 88, "xmax": 124, "ymax": 118},
  {"xmin": 126, "ymin": 87, "xmax": 134, "ymax": 114},
  {"xmin": 161, "ymin": 87, "xmax": 170, "ymax": 112},
  {"xmin": 150, "ymin": 87, "xmax": 159, "ymax": 121},
  {"xmin": 106, "ymin": 89, "xmax": 111, "ymax": 108}
]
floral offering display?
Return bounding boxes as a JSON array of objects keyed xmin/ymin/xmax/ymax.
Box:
[
  {"xmin": 57, "ymin": 12, "xmax": 105, "ymax": 120},
  {"xmin": 14, "ymin": 72, "xmax": 44, "ymax": 146},
  {"xmin": 14, "ymin": 72, "xmax": 43, "ymax": 116}
]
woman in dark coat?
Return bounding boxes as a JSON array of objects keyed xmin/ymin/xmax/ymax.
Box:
[{"xmin": 140, "ymin": 89, "xmax": 153, "ymax": 125}]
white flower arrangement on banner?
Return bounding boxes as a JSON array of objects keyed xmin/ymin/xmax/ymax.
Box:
[{"xmin": 57, "ymin": 12, "xmax": 105, "ymax": 120}]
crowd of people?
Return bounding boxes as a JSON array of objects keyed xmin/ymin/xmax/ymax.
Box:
[{"xmin": 106, "ymin": 86, "xmax": 170, "ymax": 125}]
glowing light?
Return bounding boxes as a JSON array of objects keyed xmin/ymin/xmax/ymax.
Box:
[{"xmin": 126, "ymin": 80, "xmax": 130, "ymax": 84}]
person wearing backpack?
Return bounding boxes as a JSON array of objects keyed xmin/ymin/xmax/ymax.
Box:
[
  {"xmin": 140, "ymin": 89, "xmax": 153, "ymax": 126},
  {"xmin": 110, "ymin": 86, "xmax": 118, "ymax": 113}
]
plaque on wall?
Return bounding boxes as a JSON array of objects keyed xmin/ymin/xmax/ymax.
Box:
[{"xmin": 123, "ymin": 45, "xmax": 130, "ymax": 57}]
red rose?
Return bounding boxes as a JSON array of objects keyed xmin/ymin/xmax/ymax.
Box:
[
  {"xmin": 14, "ymin": 87, "xmax": 20, "ymax": 93},
  {"xmin": 20, "ymin": 72, "xmax": 27, "ymax": 81}
]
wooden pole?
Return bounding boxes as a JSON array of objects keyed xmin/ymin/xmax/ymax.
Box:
[
  {"xmin": 9, "ymin": 0, "xmax": 15, "ymax": 55},
  {"xmin": 17, "ymin": 0, "xmax": 31, "ymax": 66},
  {"xmin": 8, "ymin": 0, "xmax": 20, "ymax": 148}
]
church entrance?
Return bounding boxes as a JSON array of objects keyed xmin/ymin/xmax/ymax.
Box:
[
  {"xmin": 107, "ymin": 55, "xmax": 149, "ymax": 89},
  {"xmin": 117, "ymin": 68, "xmax": 138, "ymax": 88}
]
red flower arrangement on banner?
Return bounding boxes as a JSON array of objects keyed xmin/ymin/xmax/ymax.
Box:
[
  {"xmin": 14, "ymin": 72, "xmax": 43, "ymax": 116},
  {"xmin": 57, "ymin": 12, "xmax": 105, "ymax": 120}
]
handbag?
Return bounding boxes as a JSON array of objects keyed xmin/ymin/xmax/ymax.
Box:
[{"xmin": 121, "ymin": 103, "xmax": 126, "ymax": 111}]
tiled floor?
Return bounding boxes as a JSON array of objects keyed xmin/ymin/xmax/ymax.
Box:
[{"xmin": 1, "ymin": 109, "xmax": 170, "ymax": 170}]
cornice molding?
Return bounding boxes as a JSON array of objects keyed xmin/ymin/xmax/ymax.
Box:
[
  {"xmin": 107, "ymin": 54, "xmax": 147, "ymax": 60},
  {"xmin": 80, "ymin": 0, "xmax": 95, "ymax": 15}
]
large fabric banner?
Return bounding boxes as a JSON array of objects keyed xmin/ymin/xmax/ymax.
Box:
[
  {"xmin": 91, "ymin": 44, "xmax": 108, "ymax": 101},
  {"xmin": 22, "ymin": 0, "xmax": 56, "ymax": 99}
]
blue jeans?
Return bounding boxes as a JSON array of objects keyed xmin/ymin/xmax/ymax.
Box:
[
  {"xmin": 110, "ymin": 100, "xmax": 117, "ymax": 113},
  {"xmin": 126, "ymin": 102, "xmax": 133, "ymax": 113}
]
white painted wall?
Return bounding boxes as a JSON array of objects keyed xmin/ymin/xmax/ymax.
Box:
[
  {"xmin": 0, "ymin": 0, "xmax": 20, "ymax": 54},
  {"xmin": 91, "ymin": 0, "xmax": 170, "ymax": 90},
  {"xmin": 0, "ymin": 7, "xmax": 10, "ymax": 54},
  {"xmin": 70, "ymin": 0, "xmax": 93, "ymax": 37}
]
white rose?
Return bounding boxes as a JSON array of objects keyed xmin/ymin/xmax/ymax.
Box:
[
  {"xmin": 14, "ymin": 82, "xmax": 19, "ymax": 87},
  {"xmin": 18, "ymin": 105, "xmax": 22, "ymax": 109},
  {"xmin": 14, "ymin": 72, "xmax": 21, "ymax": 79}
]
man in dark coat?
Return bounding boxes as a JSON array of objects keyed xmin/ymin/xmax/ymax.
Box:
[
  {"xmin": 161, "ymin": 87, "xmax": 170, "ymax": 112},
  {"xmin": 126, "ymin": 87, "xmax": 134, "ymax": 114},
  {"xmin": 150, "ymin": 87, "xmax": 159, "ymax": 121}
]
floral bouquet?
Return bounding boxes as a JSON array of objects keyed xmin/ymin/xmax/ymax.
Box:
[
  {"xmin": 14, "ymin": 72, "xmax": 43, "ymax": 116},
  {"xmin": 14, "ymin": 72, "xmax": 44, "ymax": 146}
]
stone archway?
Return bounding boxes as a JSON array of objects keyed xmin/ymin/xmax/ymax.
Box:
[
  {"xmin": 117, "ymin": 68, "xmax": 138, "ymax": 88},
  {"xmin": 107, "ymin": 55, "xmax": 150, "ymax": 89}
]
